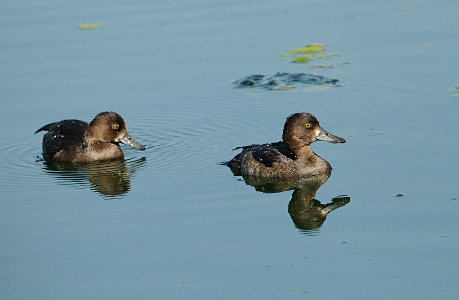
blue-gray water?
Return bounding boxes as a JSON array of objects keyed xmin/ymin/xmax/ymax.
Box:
[{"xmin": 1, "ymin": 0, "xmax": 458, "ymax": 299}]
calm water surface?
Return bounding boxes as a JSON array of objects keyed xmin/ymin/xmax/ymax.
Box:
[{"xmin": 1, "ymin": 0, "xmax": 458, "ymax": 299}]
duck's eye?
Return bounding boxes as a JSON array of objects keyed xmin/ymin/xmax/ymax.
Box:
[
  {"xmin": 111, "ymin": 123, "xmax": 119, "ymax": 130},
  {"xmin": 305, "ymin": 123, "xmax": 312, "ymax": 128}
]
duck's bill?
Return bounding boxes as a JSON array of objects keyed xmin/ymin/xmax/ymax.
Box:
[
  {"xmin": 316, "ymin": 127, "xmax": 346, "ymax": 144},
  {"xmin": 118, "ymin": 132, "xmax": 146, "ymax": 150}
]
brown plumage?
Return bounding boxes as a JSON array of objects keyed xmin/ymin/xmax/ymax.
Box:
[
  {"xmin": 227, "ymin": 113, "xmax": 345, "ymax": 178},
  {"xmin": 35, "ymin": 112, "xmax": 145, "ymax": 163}
]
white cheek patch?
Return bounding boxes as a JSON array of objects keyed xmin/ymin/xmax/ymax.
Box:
[
  {"xmin": 115, "ymin": 129, "xmax": 126, "ymax": 141},
  {"xmin": 314, "ymin": 128, "xmax": 320, "ymax": 138}
]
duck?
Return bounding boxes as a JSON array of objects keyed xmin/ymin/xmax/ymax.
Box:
[
  {"xmin": 35, "ymin": 111, "xmax": 145, "ymax": 163},
  {"xmin": 226, "ymin": 112, "xmax": 345, "ymax": 178}
]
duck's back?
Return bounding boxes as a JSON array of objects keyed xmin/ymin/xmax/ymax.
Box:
[
  {"xmin": 240, "ymin": 142, "xmax": 296, "ymax": 178},
  {"xmin": 35, "ymin": 119, "xmax": 88, "ymax": 160},
  {"xmin": 228, "ymin": 141, "xmax": 293, "ymax": 175},
  {"xmin": 229, "ymin": 141, "xmax": 331, "ymax": 178}
]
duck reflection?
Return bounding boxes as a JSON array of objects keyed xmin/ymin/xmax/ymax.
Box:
[
  {"xmin": 239, "ymin": 174, "xmax": 349, "ymax": 232},
  {"xmin": 41, "ymin": 157, "xmax": 146, "ymax": 198}
]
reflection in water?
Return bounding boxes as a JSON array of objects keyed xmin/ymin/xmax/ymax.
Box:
[
  {"xmin": 239, "ymin": 174, "xmax": 349, "ymax": 233},
  {"xmin": 40, "ymin": 158, "xmax": 146, "ymax": 199}
]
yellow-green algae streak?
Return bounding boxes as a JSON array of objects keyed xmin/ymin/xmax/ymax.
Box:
[
  {"xmin": 280, "ymin": 43, "xmax": 338, "ymax": 64},
  {"xmin": 79, "ymin": 24, "xmax": 105, "ymax": 29}
]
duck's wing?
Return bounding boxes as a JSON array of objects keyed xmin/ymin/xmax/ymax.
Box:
[
  {"xmin": 227, "ymin": 141, "xmax": 294, "ymax": 173},
  {"xmin": 250, "ymin": 145, "xmax": 282, "ymax": 167},
  {"xmin": 239, "ymin": 141, "xmax": 292, "ymax": 168},
  {"xmin": 232, "ymin": 141, "xmax": 284, "ymax": 151},
  {"xmin": 250, "ymin": 141, "xmax": 295, "ymax": 167},
  {"xmin": 35, "ymin": 119, "xmax": 88, "ymax": 159}
]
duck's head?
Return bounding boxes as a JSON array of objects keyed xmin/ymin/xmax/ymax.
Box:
[
  {"xmin": 282, "ymin": 112, "xmax": 345, "ymax": 150},
  {"xmin": 86, "ymin": 112, "xmax": 146, "ymax": 150}
]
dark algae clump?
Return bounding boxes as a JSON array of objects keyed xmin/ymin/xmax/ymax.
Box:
[{"xmin": 233, "ymin": 72, "xmax": 339, "ymax": 90}]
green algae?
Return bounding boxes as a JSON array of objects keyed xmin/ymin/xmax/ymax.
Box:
[
  {"xmin": 79, "ymin": 24, "xmax": 105, "ymax": 29},
  {"xmin": 291, "ymin": 55, "xmax": 313, "ymax": 63},
  {"xmin": 280, "ymin": 43, "xmax": 339, "ymax": 64},
  {"xmin": 280, "ymin": 43, "xmax": 325, "ymax": 56},
  {"xmin": 233, "ymin": 43, "xmax": 344, "ymax": 91},
  {"xmin": 450, "ymin": 85, "xmax": 459, "ymax": 97}
]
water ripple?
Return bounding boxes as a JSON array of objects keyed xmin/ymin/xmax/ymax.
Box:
[{"xmin": 1, "ymin": 104, "xmax": 275, "ymax": 199}]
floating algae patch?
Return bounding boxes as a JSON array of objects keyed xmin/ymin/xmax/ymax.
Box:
[
  {"xmin": 233, "ymin": 73, "xmax": 338, "ymax": 91},
  {"xmin": 280, "ymin": 43, "xmax": 325, "ymax": 55},
  {"xmin": 233, "ymin": 43, "xmax": 343, "ymax": 91},
  {"xmin": 280, "ymin": 43, "xmax": 339, "ymax": 65},
  {"xmin": 79, "ymin": 24, "xmax": 105, "ymax": 29},
  {"xmin": 449, "ymin": 85, "xmax": 459, "ymax": 98}
]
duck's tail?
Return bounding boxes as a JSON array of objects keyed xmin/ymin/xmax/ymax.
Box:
[{"xmin": 34, "ymin": 123, "xmax": 54, "ymax": 134}]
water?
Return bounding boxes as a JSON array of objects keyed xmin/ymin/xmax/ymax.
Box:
[{"xmin": 1, "ymin": 0, "xmax": 459, "ymax": 299}]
